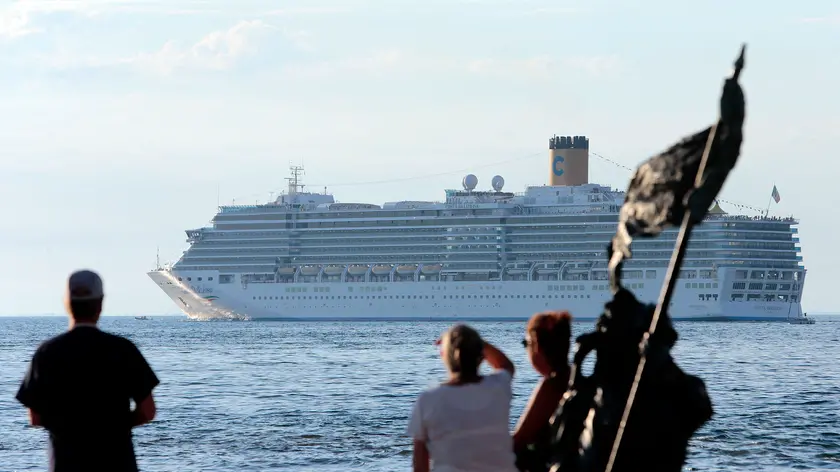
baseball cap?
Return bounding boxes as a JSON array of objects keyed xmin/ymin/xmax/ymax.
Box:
[{"xmin": 67, "ymin": 270, "xmax": 104, "ymax": 301}]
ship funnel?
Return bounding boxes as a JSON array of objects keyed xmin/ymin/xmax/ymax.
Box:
[{"xmin": 548, "ymin": 134, "xmax": 589, "ymax": 186}]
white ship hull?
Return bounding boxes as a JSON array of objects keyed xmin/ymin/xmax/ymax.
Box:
[{"xmin": 148, "ymin": 268, "xmax": 805, "ymax": 322}]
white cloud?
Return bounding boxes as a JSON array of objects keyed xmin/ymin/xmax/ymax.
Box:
[
  {"xmin": 799, "ymin": 15, "xmax": 840, "ymax": 24},
  {"xmin": 264, "ymin": 6, "xmax": 354, "ymax": 16},
  {"xmin": 279, "ymin": 48, "xmax": 411, "ymax": 78},
  {"xmin": 0, "ymin": 0, "xmax": 350, "ymax": 39},
  {"xmin": 0, "ymin": 3, "xmax": 40, "ymax": 38},
  {"xmin": 0, "ymin": 1, "xmax": 162, "ymax": 39},
  {"xmin": 126, "ymin": 20, "xmax": 277, "ymax": 75}
]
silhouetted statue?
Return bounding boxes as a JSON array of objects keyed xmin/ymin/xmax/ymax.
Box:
[{"xmin": 543, "ymin": 45, "xmax": 747, "ymax": 472}]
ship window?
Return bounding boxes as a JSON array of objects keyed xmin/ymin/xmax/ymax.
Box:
[
  {"xmin": 178, "ymin": 277, "xmax": 182, "ymax": 281},
  {"xmin": 187, "ymin": 277, "xmax": 192, "ymax": 281},
  {"xmin": 208, "ymin": 277, "xmax": 214, "ymax": 281},
  {"xmin": 197, "ymin": 277, "xmax": 202, "ymax": 281}
]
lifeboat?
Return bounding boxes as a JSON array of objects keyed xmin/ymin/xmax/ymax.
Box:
[
  {"xmin": 565, "ymin": 263, "xmax": 592, "ymax": 273},
  {"xmin": 324, "ymin": 265, "xmax": 344, "ymax": 276},
  {"xmin": 348, "ymin": 265, "xmax": 369, "ymax": 276},
  {"xmin": 276, "ymin": 268, "xmax": 295, "ymax": 276},
  {"xmin": 421, "ymin": 264, "xmax": 442, "ymax": 275},
  {"xmin": 396, "ymin": 264, "xmax": 418, "ymax": 275},
  {"xmin": 372, "ymin": 265, "xmax": 392, "ymax": 276},
  {"xmin": 536, "ymin": 266, "xmax": 560, "ymax": 275},
  {"xmin": 300, "ymin": 266, "xmax": 320, "ymax": 277}
]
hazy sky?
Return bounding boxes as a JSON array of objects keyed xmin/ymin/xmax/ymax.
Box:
[{"xmin": 1, "ymin": 0, "xmax": 837, "ymax": 315}]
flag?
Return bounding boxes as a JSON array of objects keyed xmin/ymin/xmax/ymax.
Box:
[{"xmin": 771, "ymin": 185, "xmax": 781, "ymax": 203}]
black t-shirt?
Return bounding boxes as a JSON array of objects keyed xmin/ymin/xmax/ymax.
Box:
[{"xmin": 16, "ymin": 325, "xmax": 160, "ymax": 472}]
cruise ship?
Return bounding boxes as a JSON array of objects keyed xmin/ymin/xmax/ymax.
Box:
[{"xmin": 148, "ymin": 135, "xmax": 807, "ymax": 321}]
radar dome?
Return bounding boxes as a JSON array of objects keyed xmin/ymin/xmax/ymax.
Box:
[
  {"xmin": 462, "ymin": 174, "xmax": 478, "ymax": 191},
  {"xmin": 491, "ymin": 175, "xmax": 505, "ymax": 192}
]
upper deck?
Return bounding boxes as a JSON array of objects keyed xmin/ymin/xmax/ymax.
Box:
[{"xmin": 171, "ymin": 170, "xmax": 801, "ymax": 278}]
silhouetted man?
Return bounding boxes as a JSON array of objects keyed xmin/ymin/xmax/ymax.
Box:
[{"xmin": 16, "ymin": 269, "xmax": 160, "ymax": 472}]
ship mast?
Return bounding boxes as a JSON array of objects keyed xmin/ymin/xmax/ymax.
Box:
[{"xmin": 285, "ymin": 165, "xmax": 305, "ymax": 195}]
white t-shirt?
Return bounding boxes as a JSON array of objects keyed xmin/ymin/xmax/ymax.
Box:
[{"xmin": 406, "ymin": 370, "xmax": 518, "ymax": 472}]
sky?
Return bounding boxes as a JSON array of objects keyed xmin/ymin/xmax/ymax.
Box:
[{"xmin": 1, "ymin": 0, "xmax": 838, "ymax": 316}]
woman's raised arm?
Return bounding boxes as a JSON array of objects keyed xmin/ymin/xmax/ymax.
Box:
[{"xmin": 483, "ymin": 341, "xmax": 515, "ymax": 376}]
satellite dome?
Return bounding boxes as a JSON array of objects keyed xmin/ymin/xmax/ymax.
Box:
[
  {"xmin": 491, "ymin": 175, "xmax": 505, "ymax": 192},
  {"xmin": 462, "ymin": 174, "xmax": 478, "ymax": 191}
]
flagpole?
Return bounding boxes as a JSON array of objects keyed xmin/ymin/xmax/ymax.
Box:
[
  {"xmin": 604, "ymin": 44, "xmax": 746, "ymax": 472},
  {"xmin": 765, "ymin": 182, "xmax": 774, "ymax": 217}
]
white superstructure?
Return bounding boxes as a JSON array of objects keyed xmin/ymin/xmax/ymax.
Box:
[{"xmin": 148, "ymin": 135, "xmax": 807, "ymax": 321}]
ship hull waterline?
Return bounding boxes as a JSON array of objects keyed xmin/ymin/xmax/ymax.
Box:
[{"xmin": 148, "ymin": 270, "xmax": 805, "ymax": 322}]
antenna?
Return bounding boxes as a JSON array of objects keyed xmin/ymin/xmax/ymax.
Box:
[{"xmin": 156, "ymin": 246, "xmax": 160, "ymax": 270}]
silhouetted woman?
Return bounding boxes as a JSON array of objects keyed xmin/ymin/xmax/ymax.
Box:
[
  {"xmin": 407, "ymin": 324, "xmax": 518, "ymax": 472},
  {"xmin": 513, "ymin": 311, "xmax": 573, "ymax": 472}
]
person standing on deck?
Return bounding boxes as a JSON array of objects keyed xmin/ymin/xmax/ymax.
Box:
[{"xmin": 16, "ymin": 269, "xmax": 160, "ymax": 472}]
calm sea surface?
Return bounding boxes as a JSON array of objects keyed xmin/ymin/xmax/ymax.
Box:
[{"xmin": 1, "ymin": 316, "xmax": 839, "ymax": 472}]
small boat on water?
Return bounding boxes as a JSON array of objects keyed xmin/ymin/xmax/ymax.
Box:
[
  {"xmin": 789, "ymin": 313, "xmax": 815, "ymax": 325},
  {"xmin": 135, "ymin": 316, "xmax": 151, "ymax": 321}
]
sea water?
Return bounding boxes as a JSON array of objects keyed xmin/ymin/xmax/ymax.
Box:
[{"xmin": 1, "ymin": 316, "xmax": 838, "ymax": 471}]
